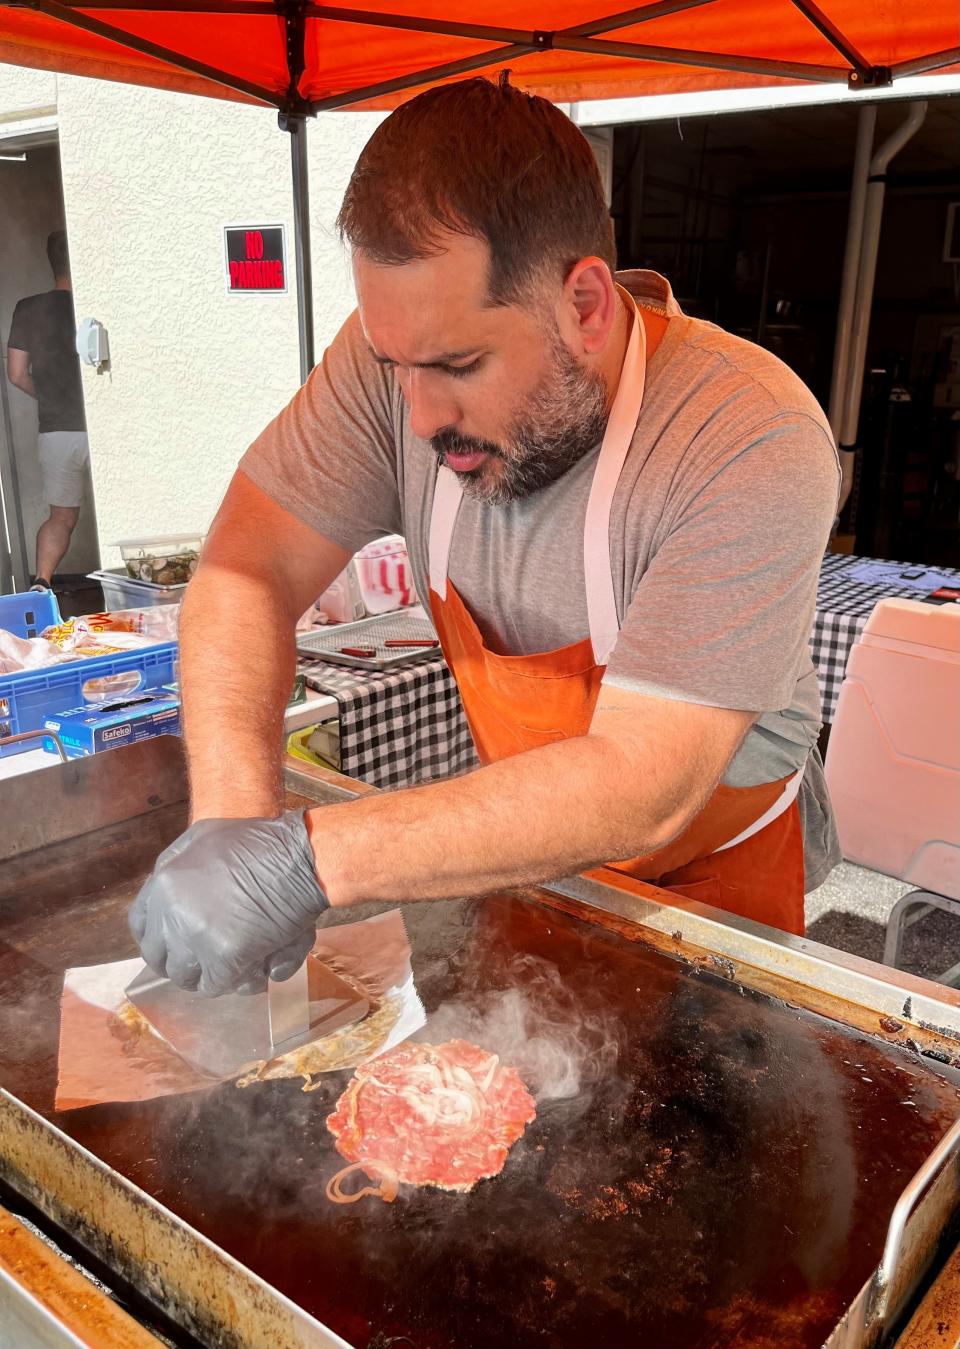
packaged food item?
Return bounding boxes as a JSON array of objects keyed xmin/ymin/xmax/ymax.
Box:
[
  {"xmin": 355, "ymin": 535, "xmax": 416, "ymax": 615},
  {"xmin": 310, "ymin": 562, "xmax": 366, "ymax": 625},
  {"xmin": 116, "ymin": 534, "xmax": 203, "ymax": 584},
  {"xmin": 42, "ymin": 615, "xmax": 137, "ymax": 649}
]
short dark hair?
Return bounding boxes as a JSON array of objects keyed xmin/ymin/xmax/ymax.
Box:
[
  {"xmin": 47, "ymin": 230, "xmax": 70, "ymax": 277},
  {"xmin": 337, "ymin": 77, "xmax": 615, "ymax": 305}
]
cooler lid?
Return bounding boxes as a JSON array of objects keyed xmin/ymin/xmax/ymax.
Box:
[{"xmin": 862, "ymin": 598, "xmax": 960, "ymax": 655}]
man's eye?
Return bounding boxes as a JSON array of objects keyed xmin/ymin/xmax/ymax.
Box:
[{"xmin": 444, "ymin": 359, "xmax": 482, "ymax": 379}]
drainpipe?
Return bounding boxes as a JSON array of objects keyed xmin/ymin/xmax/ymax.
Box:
[
  {"xmin": 827, "ymin": 103, "xmax": 877, "ymax": 438},
  {"xmin": 839, "ymin": 102, "xmax": 927, "ymax": 454}
]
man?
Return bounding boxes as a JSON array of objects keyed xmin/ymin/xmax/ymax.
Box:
[
  {"xmin": 131, "ymin": 78, "xmax": 840, "ymax": 998},
  {"xmin": 6, "ymin": 229, "xmax": 89, "ymax": 592}
]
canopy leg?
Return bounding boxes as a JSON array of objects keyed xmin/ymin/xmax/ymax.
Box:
[{"xmin": 284, "ymin": 113, "xmax": 315, "ymax": 383}]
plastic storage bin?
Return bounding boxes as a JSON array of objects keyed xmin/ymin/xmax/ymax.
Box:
[
  {"xmin": 0, "ymin": 590, "xmax": 61, "ymax": 639},
  {"xmin": 0, "ymin": 641, "xmax": 178, "ymax": 758},
  {"xmin": 116, "ymin": 534, "xmax": 203, "ymax": 584},
  {"xmin": 89, "ymin": 568, "xmax": 186, "ymax": 609},
  {"xmin": 824, "ymin": 597, "xmax": 960, "ymax": 897}
]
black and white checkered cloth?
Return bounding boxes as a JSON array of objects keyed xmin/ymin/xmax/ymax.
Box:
[
  {"xmin": 299, "ymin": 552, "xmax": 957, "ymax": 782},
  {"xmin": 302, "ymin": 656, "xmax": 478, "ymax": 790},
  {"xmin": 812, "ymin": 552, "xmax": 960, "ymax": 722}
]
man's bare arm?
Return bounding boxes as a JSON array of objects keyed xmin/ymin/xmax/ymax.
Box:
[
  {"xmin": 182, "ymin": 470, "xmax": 349, "ymax": 820},
  {"xmin": 309, "ymin": 685, "xmax": 757, "ymax": 904},
  {"xmin": 6, "ymin": 349, "xmax": 36, "ymax": 399}
]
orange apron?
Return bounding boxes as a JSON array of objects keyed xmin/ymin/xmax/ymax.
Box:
[{"xmin": 426, "ymin": 290, "xmax": 806, "ymax": 935}]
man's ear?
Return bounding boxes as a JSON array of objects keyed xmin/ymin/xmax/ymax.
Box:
[{"xmin": 559, "ymin": 256, "xmax": 618, "ymax": 356}]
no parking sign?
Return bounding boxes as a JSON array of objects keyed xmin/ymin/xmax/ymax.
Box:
[{"xmin": 223, "ymin": 224, "xmax": 287, "ymax": 294}]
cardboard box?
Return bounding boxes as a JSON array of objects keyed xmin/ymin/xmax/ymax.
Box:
[{"xmin": 44, "ymin": 692, "xmax": 181, "ymax": 757}]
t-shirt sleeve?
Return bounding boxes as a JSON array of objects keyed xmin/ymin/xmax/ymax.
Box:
[
  {"xmin": 7, "ymin": 299, "xmax": 32, "ymax": 353},
  {"xmin": 240, "ymin": 309, "xmax": 402, "ymax": 554},
  {"xmin": 604, "ymin": 412, "xmax": 839, "ymax": 711}
]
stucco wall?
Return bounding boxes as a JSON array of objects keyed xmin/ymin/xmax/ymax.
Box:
[
  {"xmin": 0, "ymin": 64, "xmax": 55, "ymax": 118},
  {"xmin": 50, "ymin": 75, "xmax": 382, "ymax": 566}
]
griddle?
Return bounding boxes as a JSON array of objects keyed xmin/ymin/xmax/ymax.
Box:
[{"xmin": 1, "ymin": 740, "xmax": 960, "ymax": 1349}]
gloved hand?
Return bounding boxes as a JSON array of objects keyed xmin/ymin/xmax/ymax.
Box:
[{"xmin": 128, "ymin": 810, "xmax": 329, "ymax": 997}]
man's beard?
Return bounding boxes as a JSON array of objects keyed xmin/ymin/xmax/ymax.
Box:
[{"xmin": 432, "ymin": 332, "xmax": 609, "ymax": 506}]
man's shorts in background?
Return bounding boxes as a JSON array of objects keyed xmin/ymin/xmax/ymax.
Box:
[{"xmin": 38, "ymin": 431, "xmax": 89, "ymax": 508}]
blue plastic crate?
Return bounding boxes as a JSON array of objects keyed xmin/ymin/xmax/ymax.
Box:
[
  {"xmin": 0, "ymin": 590, "xmax": 62, "ymax": 639},
  {"xmin": 0, "ymin": 641, "xmax": 179, "ymax": 757}
]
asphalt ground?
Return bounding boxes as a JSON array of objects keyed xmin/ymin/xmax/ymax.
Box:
[{"xmin": 806, "ymin": 861, "xmax": 960, "ymax": 988}]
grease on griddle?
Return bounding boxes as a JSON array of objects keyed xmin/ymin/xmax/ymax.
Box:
[
  {"xmin": 236, "ymin": 989, "xmax": 403, "ymax": 1090},
  {"xmin": 37, "ymin": 891, "xmax": 960, "ymax": 1349}
]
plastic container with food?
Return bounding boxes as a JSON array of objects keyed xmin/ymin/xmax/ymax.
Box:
[
  {"xmin": 89, "ymin": 569, "xmax": 186, "ymax": 610},
  {"xmin": 116, "ymin": 534, "xmax": 203, "ymax": 585}
]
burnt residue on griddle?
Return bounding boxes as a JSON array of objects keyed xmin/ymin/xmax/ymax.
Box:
[{"xmin": 4, "ymin": 867, "xmax": 960, "ymax": 1349}]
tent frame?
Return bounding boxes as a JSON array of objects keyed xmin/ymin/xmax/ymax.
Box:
[{"xmin": 9, "ymin": 0, "xmax": 960, "ymax": 377}]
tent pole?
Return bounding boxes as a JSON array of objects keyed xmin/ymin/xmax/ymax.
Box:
[
  {"xmin": 828, "ymin": 102, "xmax": 876, "ymax": 438},
  {"xmin": 286, "ymin": 114, "xmax": 315, "ymax": 382}
]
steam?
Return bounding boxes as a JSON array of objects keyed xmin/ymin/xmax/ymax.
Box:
[{"xmin": 418, "ymin": 954, "xmax": 620, "ymax": 1103}]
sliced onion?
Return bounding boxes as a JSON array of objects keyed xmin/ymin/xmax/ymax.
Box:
[
  {"xmin": 326, "ymin": 1162, "xmax": 399, "ymax": 1204},
  {"xmin": 358, "ymin": 1048, "xmax": 490, "ymax": 1132}
]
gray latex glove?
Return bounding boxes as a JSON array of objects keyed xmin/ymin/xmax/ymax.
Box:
[{"xmin": 128, "ymin": 810, "xmax": 329, "ymax": 997}]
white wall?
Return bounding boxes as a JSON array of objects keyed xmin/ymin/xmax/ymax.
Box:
[
  {"xmin": 0, "ymin": 64, "xmax": 55, "ymax": 116},
  {"xmin": 52, "ymin": 75, "xmax": 382, "ymax": 566}
]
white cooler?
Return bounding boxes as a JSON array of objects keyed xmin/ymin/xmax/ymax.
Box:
[{"xmin": 824, "ymin": 597, "xmax": 960, "ymax": 899}]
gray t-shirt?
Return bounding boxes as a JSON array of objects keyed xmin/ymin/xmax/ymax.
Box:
[{"xmin": 242, "ymin": 270, "xmax": 842, "ymax": 890}]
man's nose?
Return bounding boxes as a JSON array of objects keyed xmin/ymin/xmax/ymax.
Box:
[{"xmin": 406, "ymin": 370, "xmax": 461, "ymax": 442}]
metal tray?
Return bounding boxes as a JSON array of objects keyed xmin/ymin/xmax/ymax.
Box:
[{"xmin": 296, "ymin": 609, "xmax": 440, "ymax": 671}]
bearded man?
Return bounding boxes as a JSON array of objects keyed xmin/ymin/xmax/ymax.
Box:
[{"xmin": 130, "ymin": 77, "xmax": 840, "ymax": 998}]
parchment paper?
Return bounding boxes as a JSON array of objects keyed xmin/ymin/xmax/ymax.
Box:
[{"xmin": 56, "ymin": 909, "xmax": 425, "ymax": 1111}]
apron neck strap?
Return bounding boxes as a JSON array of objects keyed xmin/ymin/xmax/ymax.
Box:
[
  {"xmin": 428, "ymin": 462, "xmax": 464, "ymax": 601},
  {"xmin": 428, "ymin": 285, "xmax": 648, "ymax": 662},
  {"xmin": 583, "ymin": 287, "xmax": 647, "ymax": 665}
]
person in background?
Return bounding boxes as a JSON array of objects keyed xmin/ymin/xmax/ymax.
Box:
[{"xmin": 6, "ymin": 229, "xmax": 88, "ymax": 593}]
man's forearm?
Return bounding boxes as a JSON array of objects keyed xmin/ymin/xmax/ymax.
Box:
[
  {"xmin": 10, "ymin": 375, "xmax": 36, "ymax": 399},
  {"xmin": 307, "ymin": 731, "xmax": 708, "ymax": 906},
  {"xmin": 181, "ymin": 562, "xmax": 296, "ymax": 820}
]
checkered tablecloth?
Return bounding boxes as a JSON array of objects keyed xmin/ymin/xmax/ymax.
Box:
[
  {"xmin": 298, "ymin": 552, "xmax": 956, "ymax": 782},
  {"xmin": 301, "ymin": 654, "xmax": 478, "ymax": 790},
  {"xmin": 811, "ymin": 552, "xmax": 960, "ymax": 722}
]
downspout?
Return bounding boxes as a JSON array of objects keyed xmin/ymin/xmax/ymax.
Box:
[
  {"xmin": 827, "ymin": 103, "xmax": 876, "ymax": 437},
  {"xmin": 838, "ymin": 102, "xmax": 927, "ymax": 456}
]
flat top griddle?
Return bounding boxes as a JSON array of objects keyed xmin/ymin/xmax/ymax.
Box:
[{"xmin": 0, "ymin": 807, "xmax": 959, "ymax": 1349}]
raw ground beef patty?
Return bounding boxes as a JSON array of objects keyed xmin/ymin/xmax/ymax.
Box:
[{"xmin": 326, "ymin": 1039, "xmax": 537, "ymax": 1197}]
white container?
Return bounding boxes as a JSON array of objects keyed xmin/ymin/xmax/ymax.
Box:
[
  {"xmin": 355, "ymin": 535, "xmax": 417, "ymax": 615},
  {"xmin": 115, "ymin": 533, "xmax": 203, "ymax": 585},
  {"xmin": 89, "ymin": 568, "xmax": 186, "ymax": 609},
  {"xmin": 824, "ymin": 597, "xmax": 960, "ymax": 898},
  {"xmin": 312, "ymin": 561, "xmax": 366, "ymax": 625}
]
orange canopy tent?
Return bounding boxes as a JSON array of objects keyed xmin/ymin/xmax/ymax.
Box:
[
  {"xmin": 1, "ymin": 1, "xmax": 958, "ymax": 111},
  {"xmin": 1, "ymin": 0, "xmax": 958, "ymax": 375}
]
